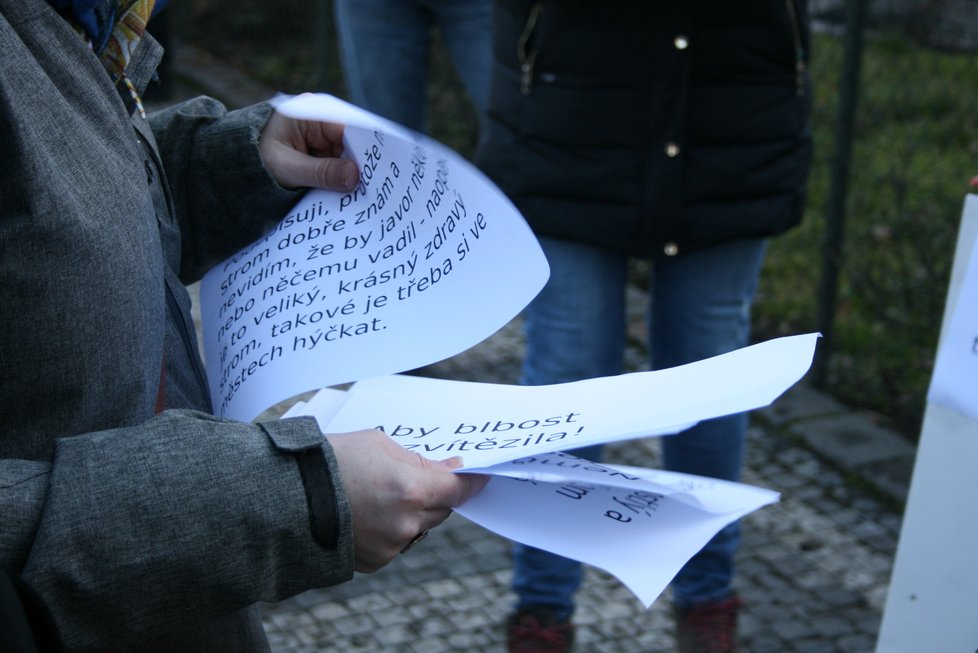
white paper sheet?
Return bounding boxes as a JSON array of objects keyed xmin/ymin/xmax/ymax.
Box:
[
  {"xmin": 926, "ymin": 195, "xmax": 978, "ymax": 422},
  {"xmin": 286, "ymin": 333, "xmax": 816, "ymax": 606},
  {"xmin": 318, "ymin": 333, "xmax": 820, "ymax": 469},
  {"xmin": 200, "ymin": 94, "xmax": 549, "ymax": 421},
  {"xmin": 453, "ymin": 455, "xmax": 778, "ymax": 607}
]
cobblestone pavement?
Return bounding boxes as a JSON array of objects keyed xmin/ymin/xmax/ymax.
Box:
[
  {"xmin": 257, "ymin": 308, "xmax": 903, "ymax": 653},
  {"xmin": 159, "ymin": 45, "xmax": 909, "ymax": 653}
]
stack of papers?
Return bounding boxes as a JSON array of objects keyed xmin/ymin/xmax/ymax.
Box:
[
  {"xmin": 283, "ymin": 333, "xmax": 816, "ymax": 605},
  {"xmin": 200, "ymin": 93, "xmax": 818, "ymax": 606}
]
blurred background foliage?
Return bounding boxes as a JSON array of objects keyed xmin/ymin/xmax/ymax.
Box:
[
  {"xmin": 757, "ymin": 25, "xmax": 977, "ymax": 439},
  {"xmin": 169, "ymin": 0, "xmax": 978, "ymax": 441}
]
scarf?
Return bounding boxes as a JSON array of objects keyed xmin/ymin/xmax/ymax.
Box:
[{"xmin": 49, "ymin": 0, "xmax": 169, "ymax": 116}]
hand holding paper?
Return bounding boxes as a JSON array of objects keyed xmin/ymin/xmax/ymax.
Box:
[
  {"xmin": 325, "ymin": 428, "xmax": 488, "ymax": 572},
  {"xmin": 258, "ymin": 110, "xmax": 359, "ymax": 191},
  {"xmin": 200, "ymin": 93, "xmax": 820, "ymax": 609}
]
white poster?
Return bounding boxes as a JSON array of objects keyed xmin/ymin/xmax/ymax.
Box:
[
  {"xmin": 878, "ymin": 195, "xmax": 978, "ymax": 653},
  {"xmin": 926, "ymin": 194, "xmax": 978, "ymax": 422}
]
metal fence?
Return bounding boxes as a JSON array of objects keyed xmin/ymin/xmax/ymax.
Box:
[{"xmin": 802, "ymin": 0, "xmax": 977, "ymax": 434}]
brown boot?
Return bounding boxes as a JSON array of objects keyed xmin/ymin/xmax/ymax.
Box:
[
  {"xmin": 506, "ymin": 606, "xmax": 574, "ymax": 653},
  {"xmin": 674, "ymin": 595, "xmax": 742, "ymax": 653}
]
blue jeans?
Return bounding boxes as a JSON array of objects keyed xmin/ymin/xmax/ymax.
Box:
[
  {"xmin": 333, "ymin": 0, "xmax": 492, "ymax": 133},
  {"xmin": 512, "ymin": 236, "xmax": 768, "ymax": 617}
]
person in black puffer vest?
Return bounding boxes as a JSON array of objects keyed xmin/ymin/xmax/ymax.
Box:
[{"xmin": 477, "ymin": 2, "xmax": 812, "ymax": 652}]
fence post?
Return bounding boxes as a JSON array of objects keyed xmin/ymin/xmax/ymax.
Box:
[
  {"xmin": 315, "ymin": 0, "xmax": 338, "ymax": 91},
  {"xmin": 813, "ymin": 0, "xmax": 871, "ymax": 388}
]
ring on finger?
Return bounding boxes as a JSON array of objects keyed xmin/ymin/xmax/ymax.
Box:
[{"xmin": 400, "ymin": 529, "xmax": 430, "ymax": 553}]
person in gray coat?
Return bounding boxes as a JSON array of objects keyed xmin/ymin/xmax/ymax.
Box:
[{"xmin": 0, "ymin": 1, "xmax": 486, "ymax": 651}]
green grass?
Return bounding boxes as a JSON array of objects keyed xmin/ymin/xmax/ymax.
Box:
[
  {"xmin": 755, "ymin": 30, "xmax": 978, "ymax": 438},
  {"xmin": 177, "ymin": 5, "xmax": 978, "ymax": 440}
]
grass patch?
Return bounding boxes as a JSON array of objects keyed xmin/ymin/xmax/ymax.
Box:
[{"xmin": 756, "ymin": 30, "xmax": 978, "ymax": 439}]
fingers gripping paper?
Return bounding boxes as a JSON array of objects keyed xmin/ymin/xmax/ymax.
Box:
[{"xmin": 201, "ymin": 94, "xmax": 549, "ymax": 421}]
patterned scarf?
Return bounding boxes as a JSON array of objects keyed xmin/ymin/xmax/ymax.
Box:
[{"xmin": 49, "ymin": 0, "xmax": 169, "ymax": 116}]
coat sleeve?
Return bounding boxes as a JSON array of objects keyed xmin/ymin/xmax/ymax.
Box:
[
  {"xmin": 3, "ymin": 411, "xmax": 354, "ymax": 652},
  {"xmin": 146, "ymin": 99, "xmax": 304, "ymax": 284},
  {"xmin": 0, "ymin": 461, "xmax": 49, "ymax": 571}
]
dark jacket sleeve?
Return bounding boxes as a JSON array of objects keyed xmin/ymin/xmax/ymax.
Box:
[
  {"xmin": 3, "ymin": 413, "xmax": 353, "ymax": 652},
  {"xmin": 147, "ymin": 99, "xmax": 304, "ymax": 284}
]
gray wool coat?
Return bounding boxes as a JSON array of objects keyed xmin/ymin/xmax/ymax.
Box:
[{"xmin": 0, "ymin": 1, "xmax": 355, "ymax": 650}]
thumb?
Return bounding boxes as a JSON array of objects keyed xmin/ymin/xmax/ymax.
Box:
[
  {"xmin": 451, "ymin": 472, "xmax": 491, "ymax": 507},
  {"xmin": 437, "ymin": 456, "xmax": 465, "ymax": 470},
  {"xmin": 433, "ymin": 456, "xmax": 491, "ymax": 507},
  {"xmin": 269, "ymin": 145, "xmax": 360, "ymax": 192},
  {"xmin": 308, "ymin": 155, "xmax": 360, "ymax": 191}
]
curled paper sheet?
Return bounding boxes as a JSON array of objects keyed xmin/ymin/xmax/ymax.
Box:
[
  {"xmin": 291, "ymin": 333, "xmax": 819, "ymax": 607},
  {"xmin": 201, "ymin": 93, "xmax": 549, "ymax": 421}
]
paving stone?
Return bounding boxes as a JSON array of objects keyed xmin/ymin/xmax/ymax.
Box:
[
  {"xmin": 751, "ymin": 634, "xmax": 790, "ymax": 653},
  {"xmin": 408, "ymin": 636, "xmax": 452, "ymax": 653},
  {"xmin": 331, "ymin": 613, "xmax": 376, "ymax": 637},
  {"xmin": 360, "ymin": 603, "xmax": 406, "ymax": 625},
  {"xmin": 792, "ymin": 483, "xmax": 827, "ymax": 501},
  {"xmin": 346, "ymin": 593, "xmax": 394, "ymax": 613},
  {"xmin": 444, "ymin": 630, "xmax": 495, "ymax": 650},
  {"xmin": 795, "ymin": 636, "xmax": 834, "ymax": 653},
  {"xmin": 837, "ymin": 632, "xmax": 878, "ymax": 652},
  {"xmin": 771, "ymin": 617, "xmax": 818, "ymax": 640},
  {"xmin": 814, "ymin": 614, "xmax": 857, "ymax": 638},
  {"xmin": 422, "ymin": 578, "xmax": 466, "ymax": 599}
]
